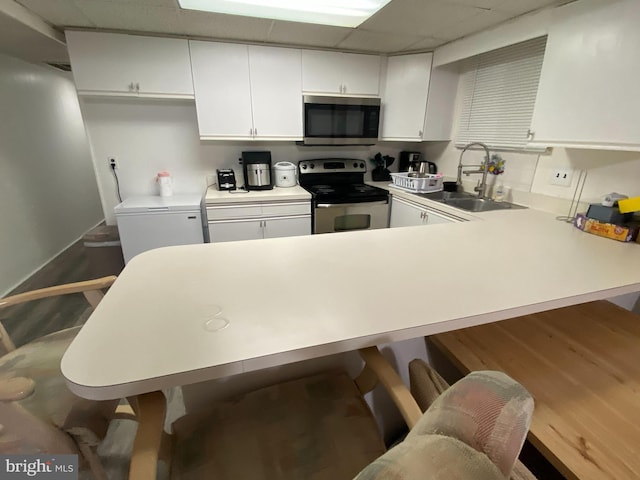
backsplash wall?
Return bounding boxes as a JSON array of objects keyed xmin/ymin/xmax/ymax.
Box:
[{"xmin": 81, "ymin": 98, "xmax": 418, "ymax": 224}]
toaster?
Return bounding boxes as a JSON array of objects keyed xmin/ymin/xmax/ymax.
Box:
[{"xmin": 216, "ymin": 169, "xmax": 236, "ymax": 191}]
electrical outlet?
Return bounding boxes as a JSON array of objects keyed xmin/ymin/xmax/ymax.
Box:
[
  {"xmin": 109, "ymin": 158, "xmax": 117, "ymax": 169},
  {"xmin": 551, "ymin": 168, "xmax": 573, "ymax": 187}
]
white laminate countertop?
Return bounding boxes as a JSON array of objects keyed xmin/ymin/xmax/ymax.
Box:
[
  {"xmin": 204, "ymin": 185, "xmax": 311, "ymax": 205},
  {"xmin": 62, "ymin": 204, "xmax": 640, "ymax": 400}
]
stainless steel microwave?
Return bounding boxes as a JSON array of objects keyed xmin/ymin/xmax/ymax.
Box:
[{"xmin": 303, "ymin": 95, "xmax": 381, "ymax": 146}]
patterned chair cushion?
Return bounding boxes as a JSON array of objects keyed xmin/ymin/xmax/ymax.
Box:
[
  {"xmin": 171, "ymin": 371, "xmax": 386, "ymax": 480},
  {"xmin": 409, "ymin": 360, "xmax": 538, "ymax": 480},
  {"xmin": 354, "ymin": 434, "xmax": 505, "ymax": 480},
  {"xmin": 0, "ymin": 326, "xmax": 117, "ymax": 452},
  {"xmin": 355, "ymin": 371, "xmax": 533, "ymax": 480}
]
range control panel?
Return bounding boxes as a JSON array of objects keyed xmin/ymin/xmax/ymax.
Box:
[{"xmin": 298, "ymin": 158, "xmax": 367, "ymax": 174}]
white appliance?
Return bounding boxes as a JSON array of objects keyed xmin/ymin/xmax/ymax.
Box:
[
  {"xmin": 114, "ymin": 195, "xmax": 204, "ymax": 264},
  {"xmin": 274, "ymin": 162, "xmax": 297, "ymax": 187}
]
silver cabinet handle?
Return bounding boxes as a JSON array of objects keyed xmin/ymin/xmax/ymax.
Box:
[
  {"xmin": 254, "ymin": 128, "xmax": 258, "ymax": 136},
  {"xmin": 424, "ymin": 213, "xmax": 429, "ymax": 223},
  {"xmin": 527, "ymin": 129, "xmax": 535, "ymax": 140},
  {"xmin": 128, "ymin": 82, "xmax": 134, "ymax": 91},
  {"xmin": 136, "ymin": 82, "xmax": 140, "ymax": 92},
  {"xmin": 250, "ymin": 128, "xmax": 253, "ymax": 136},
  {"xmin": 419, "ymin": 130, "xmax": 423, "ymax": 137}
]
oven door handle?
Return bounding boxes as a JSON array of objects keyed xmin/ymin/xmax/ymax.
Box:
[{"xmin": 316, "ymin": 201, "xmax": 388, "ymax": 208}]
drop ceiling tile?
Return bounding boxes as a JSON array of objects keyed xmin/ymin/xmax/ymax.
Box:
[
  {"xmin": 16, "ymin": 0, "xmax": 96, "ymax": 28},
  {"xmin": 337, "ymin": 29, "xmax": 423, "ymax": 53},
  {"xmin": 107, "ymin": 0, "xmax": 178, "ymax": 6},
  {"xmin": 76, "ymin": 1, "xmax": 182, "ymax": 33},
  {"xmin": 267, "ymin": 21, "xmax": 351, "ymax": 49},
  {"xmin": 431, "ymin": 8, "xmax": 512, "ymax": 40},
  {"xmin": 437, "ymin": 0, "xmax": 505, "ymax": 9},
  {"xmin": 177, "ymin": 10, "xmax": 272, "ymax": 41},
  {"xmin": 493, "ymin": 0, "xmax": 568, "ymax": 14},
  {"xmin": 360, "ymin": 0, "xmax": 485, "ymax": 37},
  {"xmin": 400, "ymin": 36, "xmax": 447, "ymax": 52}
]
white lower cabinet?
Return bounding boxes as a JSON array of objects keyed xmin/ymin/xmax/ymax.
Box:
[
  {"xmin": 390, "ymin": 196, "xmax": 458, "ymax": 228},
  {"xmin": 206, "ymin": 201, "xmax": 311, "ymax": 243}
]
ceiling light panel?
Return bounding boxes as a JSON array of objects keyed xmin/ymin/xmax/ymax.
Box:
[{"xmin": 178, "ymin": 0, "xmax": 392, "ymax": 28}]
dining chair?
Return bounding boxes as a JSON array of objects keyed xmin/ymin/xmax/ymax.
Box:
[
  {"xmin": 0, "ymin": 276, "xmax": 135, "ymax": 480},
  {"xmin": 408, "ymin": 358, "xmax": 538, "ymax": 480},
  {"xmin": 126, "ymin": 347, "xmax": 534, "ymax": 480}
]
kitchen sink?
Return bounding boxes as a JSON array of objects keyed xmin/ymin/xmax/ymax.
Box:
[
  {"xmin": 443, "ymin": 197, "xmax": 524, "ymax": 212},
  {"xmin": 413, "ymin": 190, "xmax": 526, "ymax": 212},
  {"xmin": 414, "ymin": 191, "xmax": 475, "ymax": 202}
]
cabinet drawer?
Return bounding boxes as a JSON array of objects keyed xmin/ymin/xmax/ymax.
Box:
[
  {"xmin": 206, "ymin": 204, "xmax": 262, "ymax": 220},
  {"xmin": 261, "ymin": 202, "xmax": 310, "ymax": 217}
]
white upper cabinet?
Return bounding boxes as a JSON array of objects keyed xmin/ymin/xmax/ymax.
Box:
[
  {"xmin": 65, "ymin": 31, "xmax": 193, "ymax": 98},
  {"xmin": 190, "ymin": 41, "xmax": 303, "ymax": 140},
  {"xmin": 381, "ymin": 53, "xmax": 432, "ymax": 141},
  {"xmin": 380, "ymin": 53, "xmax": 458, "ymax": 142},
  {"xmin": 302, "ymin": 50, "xmax": 381, "ymax": 96},
  {"xmin": 248, "ymin": 46, "xmax": 303, "ymax": 140},
  {"xmin": 190, "ymin": 41, "xmax": 254, "ymax": 139},
  {"xmin": 529, "ymin": 0, "xmax": 640, "ymax": 151}
]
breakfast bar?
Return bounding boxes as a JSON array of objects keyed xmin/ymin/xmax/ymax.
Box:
[{"xmin": 61, "ymin": 207, "xmax": 640, "ymax": 401}]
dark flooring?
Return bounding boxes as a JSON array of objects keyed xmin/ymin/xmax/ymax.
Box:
[{"xmin": 2, "ymin": 239, "xmax": 98, "ymax": 347}]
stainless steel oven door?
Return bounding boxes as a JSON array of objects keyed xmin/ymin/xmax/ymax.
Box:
[{"xmin": 314, "ymin": 200, "xmax": 389, "ymax": 234}]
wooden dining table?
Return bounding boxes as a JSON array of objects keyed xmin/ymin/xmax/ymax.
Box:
[{"xmin": 432, "ymin": 300, "xmax": 640, "ymax": 480}]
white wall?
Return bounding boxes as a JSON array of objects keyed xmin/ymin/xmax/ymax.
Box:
[
  {"xmin": 80, "ymin": 98, "xmax": 421, "ymax": 224},
  {"xmin": 0, "ymin": 53, "xmax": 103, "ymax": 296}
]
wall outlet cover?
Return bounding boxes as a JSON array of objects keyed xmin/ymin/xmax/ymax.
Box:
[{"xmin": 551, "ymin": 168, "xmax": 573, "ymax": 187}]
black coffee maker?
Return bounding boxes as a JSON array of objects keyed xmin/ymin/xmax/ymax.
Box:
[
  {"xmin": 240, "ymin": 151, "xmax": 273, "ymax": 191},
  {"xmin": 399, "ymin": 151, "xmax": 422, "ymax": 172},
  {"xmin": 399, "ymin": 151, "xmax": 437, "ymax": 174}
]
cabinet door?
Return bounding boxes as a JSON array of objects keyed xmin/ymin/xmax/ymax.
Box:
[
  {"xmin": 301, "ymin": 50, "xmax": 343, "ymax": 94},
  {"xmin": 249, "ymin": 46, "xmax": 303, "ymax": 140},
  {"xmin": 424, "ymin": 209, "xmax": 455, "ymax": 225},
  {"xmin": 190, "ymin": 41, "xmax": 254, "ymax": 139},
  {"xmin": 389, "ymin": 197, "xmax": 428, "ymax": 228},
  {"xmin": 263, "ymin": 216, "xmax": 311, "ymax": 239},
  {"xmin": 208, "ymin": 219, "xmax": 263, "ymax": 243},
  {"xmin": 66, "ymin": 31, "xmax": 193, "ymax": 97},
  {"xmin": 341, "ymin": 53, "xmax": 381, "ymax": 96},
  {"xmin": 381, "ymin": 53, "xmax": 432, "ymax": 141},
  {"xmin": 529, "ymin": 0, "xmax": 640, "ymax": 150}
]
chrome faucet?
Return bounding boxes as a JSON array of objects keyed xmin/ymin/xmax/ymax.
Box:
[{"xmin": 457, "ymin": 142, "xmax": 491, "ymax": 198}]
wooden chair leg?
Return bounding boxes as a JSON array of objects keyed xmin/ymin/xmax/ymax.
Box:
[
  {"xmin": 358, "ymin": 346, "xmax": 423, "ymax": 429},
  {"xmin": 129, "ymin": 391, "xmax": 168, "ymax": 480}
]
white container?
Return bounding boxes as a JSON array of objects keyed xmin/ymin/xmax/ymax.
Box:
[
  {"xmin": 390, "ymin": 172, "xmax": 443, "ymax": 193},
  {"xmin": 156, "ymin": 171, "xmax": 173, "ymax": 197},
  {"xmin": 274, "ymin": 162, "xmax": 297, "ymax": 188}
]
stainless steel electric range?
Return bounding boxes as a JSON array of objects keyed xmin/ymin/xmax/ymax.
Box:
[{"xmin": 298, "ymin": 158, "xmax": 390, "ymax": 234}]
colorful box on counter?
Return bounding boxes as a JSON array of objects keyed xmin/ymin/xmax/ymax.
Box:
[{"xmin": 573, "ymin": 214, "xmax": 640, "ymax": 243}]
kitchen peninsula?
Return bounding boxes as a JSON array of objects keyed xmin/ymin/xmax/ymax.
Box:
[{"xmin": 62, "ymin": 205, "xmax": 640, "ymax": 400}]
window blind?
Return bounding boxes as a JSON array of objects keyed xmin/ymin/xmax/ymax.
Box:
[{"xmin": 455, "ymin": 37, "xmax": 547, "ymax": 151}]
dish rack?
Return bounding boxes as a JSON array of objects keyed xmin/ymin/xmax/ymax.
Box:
[{"xmin": 390, "ymin": 172, "xmax": 444, "ymax": 193}]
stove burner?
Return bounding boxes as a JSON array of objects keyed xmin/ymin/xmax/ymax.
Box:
[{"xmin": 353, "ymin": 185, "xmax": 373, "ymax": 193}]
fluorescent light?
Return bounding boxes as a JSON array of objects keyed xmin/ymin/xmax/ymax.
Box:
[{"xmin": 177, "ymin": 0, "xmax": 392, "ymax": 28}]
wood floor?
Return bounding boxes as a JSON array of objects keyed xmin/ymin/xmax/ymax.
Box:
[{"xmin": 2, "ymin": 239, "xmax": 96, "ymax": 347}]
